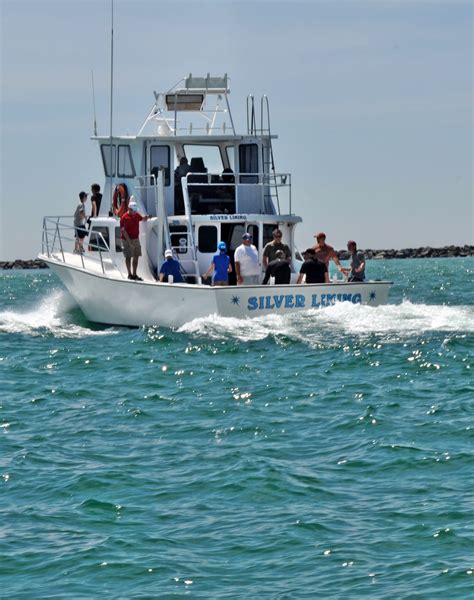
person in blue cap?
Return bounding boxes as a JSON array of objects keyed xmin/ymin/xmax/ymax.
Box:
[{"xmin": 202, "ymin": 241, "xmax": 232, "ymax": 286}]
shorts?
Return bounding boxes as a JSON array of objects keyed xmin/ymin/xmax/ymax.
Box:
[
  {"xmin": 75, "ymin": 227, "xmax": 88, "ymax": 240},
  {"xmin": 122, "ymin": 238, "xmax": 142, "ymax": 259},
  {"xmin": 213, "ymin": 279, "xmax": 228, "ymax": 286}
]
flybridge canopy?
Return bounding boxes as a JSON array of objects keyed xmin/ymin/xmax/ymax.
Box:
[
  {"xmin": 164, "ymin": 74, "xmax": 230, "ymax": 112},
  {"xmin": 183, "ymin": 73, "xmax": 229, "ymax": 93},
  {"xmin": 138, "ymin": 73, "xmax": 235, "ymax": 137}
]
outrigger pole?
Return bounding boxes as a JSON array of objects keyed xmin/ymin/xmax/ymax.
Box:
[{"xmin": 109, "ymin": 0, "xmax": 114, "ymax": 213}]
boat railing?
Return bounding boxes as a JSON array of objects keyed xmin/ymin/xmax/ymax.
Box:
[
  {"xmin": 42, "ymin": 216, "xmax": 113, "ymax": 275},
  {"xmin": 183, "ymin": 171, "xmax": 292, "ymax": 215}
]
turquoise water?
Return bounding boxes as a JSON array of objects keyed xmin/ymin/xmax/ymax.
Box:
[{"xmin": 1, "ymin": 259, "xmax": 473, "ymax": 599}]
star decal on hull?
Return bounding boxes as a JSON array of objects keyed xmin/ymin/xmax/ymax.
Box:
[
  {"xmin": 231, "ymin": 295, "xmax": 240, "ymax": 306},
  {"xmin": 369, "ymin": 291, "xmax": 377, "ymax": 302}
]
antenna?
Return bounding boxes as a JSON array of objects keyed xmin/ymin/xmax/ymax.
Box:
[
  {"xmin": 109, "ymin": 0, "xmax": 114, "ymax": 212},
  {"xmin": 91, "ymin": 69, "xmax": 98, "ymax": 136}
]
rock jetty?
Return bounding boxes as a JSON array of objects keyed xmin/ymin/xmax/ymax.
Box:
[
  {"xmin": 0, "ymin": 246, "xmax": 473, "ymax": 269},
  {"xmin": 337, "ymin": 245, "xmax": 474, "ymax": 261},
  {"xmin": 0, "ymin": 259, "xmax": 49, "ymax": 270}
]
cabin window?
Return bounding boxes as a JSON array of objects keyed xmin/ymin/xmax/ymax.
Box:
[
  {"xmin": 228, "ymin": 223, "xmax": 246, "ymax": 250},
  {"xmin": 89, "ymin": 226, "xmax": 122, "ymax": 252},
  {"xmin": 247, "ymin": 224, "xmax": 259, "ymax": 249},
  {"xmin": 263, "ymin": 223, "xmax": 279, "ymax": 248},
  {"xmin": 198, "ymin": 226, "xmax": 218, "ymax": 253},
  {"xmin": 89, "ymin": 226, "xmax": 110, "ymax": 252},
  {"xmin": 239, "ymin": 143, "xmax": 258, "ymax": 183},
  {"xmin": 225, "ymin": 146, "xmax": 235, "ymax": 170},
  {"xmin": 184, "ymin": 144, "xmax": 223, "ymax": 176},
  {"xmin": 115, "ymin": 226, "xmax": 123, "ymax": 252},
  {"xmin": 118, "ymin": 145, "xmax": 136, "ymax": 177},
  {"xmin": 101, "ymin": 144, "xmax": 116, "ymax": 177},
  {"xmin": 150, "ymin": 145, "xmax": 171, "ymax": 186}
]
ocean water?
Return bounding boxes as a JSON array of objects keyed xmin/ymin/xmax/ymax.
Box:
[{"xmin": 1, "ymin": 258, "xmax": 473, "ymax": 599}]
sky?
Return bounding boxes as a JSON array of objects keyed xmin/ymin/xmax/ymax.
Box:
[{"xmin": 1, "ymin": 0, "xmax": 472, "ymax": 260}]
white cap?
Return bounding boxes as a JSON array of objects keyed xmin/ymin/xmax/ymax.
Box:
[
  {"xmin": 164, "ymin": 249, "xmax": 173, "ymax": 258},
  {"xmin": 128, "ymin": 200, "xmax": 138, "ymax": 212}
]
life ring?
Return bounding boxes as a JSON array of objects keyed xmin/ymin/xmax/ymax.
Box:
[{"xmin": 113, "ymin": 183, "xmax": 129, "ymax": 217}]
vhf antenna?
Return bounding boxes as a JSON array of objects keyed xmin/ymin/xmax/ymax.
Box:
[{"xmin": 91, "ymin": 69, "xmax": 98, "ymax": 136}]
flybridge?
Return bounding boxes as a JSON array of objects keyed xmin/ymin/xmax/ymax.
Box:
[{"xmin": 138, "ymin": 73, "xmax": 236, "ymax": 137}]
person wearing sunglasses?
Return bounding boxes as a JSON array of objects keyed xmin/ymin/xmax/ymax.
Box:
[{"xmin": 262, "ymin": 228, "xmax": 291, "ymax": 269}]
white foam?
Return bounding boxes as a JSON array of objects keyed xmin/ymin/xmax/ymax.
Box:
[
  {"xmin": 179, "ymin": 300, "xmax": 474, "ymax": 343},
  {"xmin": 0, "ymin": 290, "xmax": 118, "ymax": 338}
]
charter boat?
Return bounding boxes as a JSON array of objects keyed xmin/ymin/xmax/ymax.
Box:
[{"xmin": 39, "ymin": 74, "xmax": 392, "ymax": 328}]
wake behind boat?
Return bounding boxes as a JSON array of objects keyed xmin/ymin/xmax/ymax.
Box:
[{"xmin": 39, "ymin": 74, "xmax": 392, "ymax": 327}]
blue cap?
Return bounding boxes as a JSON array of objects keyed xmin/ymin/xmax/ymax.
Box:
[{"xmin": 218, "ymin": 241, "xmax": 227, "ymax": 251}]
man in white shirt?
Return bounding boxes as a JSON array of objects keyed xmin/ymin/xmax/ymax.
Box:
[{"xmin": 234, "ymin": 233, "xmax": 261, "ymax": 285}]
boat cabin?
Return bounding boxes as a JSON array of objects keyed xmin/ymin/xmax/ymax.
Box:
[{"xmin": 88, "ymin": 74, "xmax": 301, "ymax": 282}]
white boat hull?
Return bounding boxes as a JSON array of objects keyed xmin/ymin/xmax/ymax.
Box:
[{"xmin": 41, "ymin": 256, "xmax": 392, "ymax": 328}]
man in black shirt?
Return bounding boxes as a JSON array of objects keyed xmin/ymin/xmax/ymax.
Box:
[
  {"xmin": 90, "ymin": 183, "xmax": 102, "ymax": 217},
  {"xmin": 262, "ymin": 250, "xmax": 291, "ymax": 285},
  {"xmin": 297, "ymin": 248, "xmax": 329, "ymax": 284}
]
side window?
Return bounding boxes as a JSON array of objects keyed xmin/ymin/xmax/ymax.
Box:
[
  {"xmin": 101, "ymin": 144, "xmax": 116, "ymax": 177},
  {"xmin": 89, "ymin": 226, "xmax": 111, "ymax": 252},
  {"xmin": 239, "ymin": 144, "xmax": 258, "ymax": 183},
  {"xmin": 226, "ymin": 145, "xmax": 235, "ymax": 171},
  {"xmin": 150, "ymin": 146, "xmax": 171, "ymax": 186},
  {"xmin": 118, "ymin": 145, "xmax": 136, "ymax": 177},
  {"xmin": 198, "ymin": 226, "xmax": 218, "ymax": 253}
]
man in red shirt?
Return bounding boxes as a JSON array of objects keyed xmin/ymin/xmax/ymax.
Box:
[
  {"xmin": 312, "ymin": 232, "xmax": 343, "ymax": 272},
  {"xmin": 120, "ymin": 199, "xmax": 149, "ymax": 280}
]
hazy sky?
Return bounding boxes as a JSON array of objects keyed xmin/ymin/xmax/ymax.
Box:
[{"xmin": 1, "ymin": 0, "xmax": 472, "ymax": 260}]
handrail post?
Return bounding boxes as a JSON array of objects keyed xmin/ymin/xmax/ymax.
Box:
[
  {"xmin": 43, "ymin": 218, "xmax": 50, "ymax": 256},
  {"xmin": 57, "ymin": 220, "xmax": 66, "ymax": 262},
  {"xmin": 99, "ymin": 247, "xmax": 105, "ymax": 274}
]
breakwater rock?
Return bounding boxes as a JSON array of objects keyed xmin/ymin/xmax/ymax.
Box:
[
  {"xmin": 337, "ymin": 245, "xmax": 474, "ymax": 261},
  {"xmin": 0, "ymin": 259, "xmax": 48, "ymax": 270}
]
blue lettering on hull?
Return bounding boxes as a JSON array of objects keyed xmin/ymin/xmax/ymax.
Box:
[{"xmin": 247, "ymin": 292, "xmax": 363, "ymax": 311}]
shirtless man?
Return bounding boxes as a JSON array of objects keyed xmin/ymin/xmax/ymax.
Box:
[{"xmin": 312, "ymin": 232, "xmax": 342, "ymax": 272}]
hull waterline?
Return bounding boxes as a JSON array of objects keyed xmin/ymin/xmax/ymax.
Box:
[{"xmin": 41, "ymin": 256, "xmax": 392, "ymax": 328}]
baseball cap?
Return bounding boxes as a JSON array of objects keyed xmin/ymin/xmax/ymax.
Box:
[
  {"xmin": 242, "ymin": 233, "xmax": 252, "ymax": 240},
  {"xmin": 164, "ymin": 249, "xmax": 173, "ymax": 258},
  {"xmin": 128, "ymin": 201, "xmax": 138, "ymax": 212},
  {"xmin": 314, "ymin": 232, "xmax": 326, "ymax": 239},
  {"xmin": 347, "ymin": 240, "xmax": 356, "ymax": 246},
  {"xmin": 218, "ymin": 241, "xmax": 227, "ymax": 251}
]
